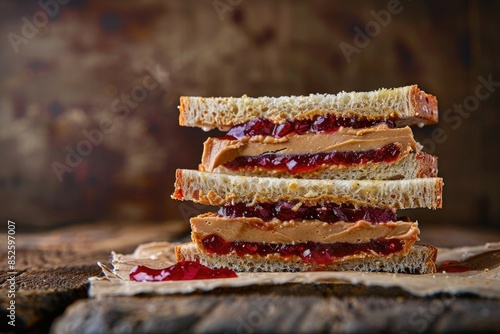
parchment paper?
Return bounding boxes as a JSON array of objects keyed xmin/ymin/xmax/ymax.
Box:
[{"xmin": 89, "ymin": 242, "xmax": 500, "ymax": 298}]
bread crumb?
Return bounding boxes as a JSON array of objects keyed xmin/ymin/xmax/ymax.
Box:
[{"xmin": 291, "ymin": 202, "xmax": 303, "ymax": 212}]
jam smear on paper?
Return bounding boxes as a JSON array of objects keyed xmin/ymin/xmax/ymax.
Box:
[
  {"xmin": 129, "ymin": 261, "xmax": 237, "ymax": 282},
  {"xmin": 221, "ymin": 116, "xmax": 396, "ymax": 140},
  {"xmin": 218, "ymin": 201, "xmax": 398, "ymax": 224},
  {"xmin": 437, "ymin": 250, "xmax": 500, "ymax": 273},
  {"xmin": 437, "ymin": 260, "xmax": 472, "ymax": 273},
  {"xmin": 223, "ymin": 143, "xmax": 401, "ymax": 174},
  {"xmin": 202, "ymin": 234, "xmax": 403, "ymax": 265}
]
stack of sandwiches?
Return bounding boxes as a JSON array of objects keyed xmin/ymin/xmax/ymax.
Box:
[{"xmin": 172, "ymin": 85, "xmax": 442, "ymax": 274}]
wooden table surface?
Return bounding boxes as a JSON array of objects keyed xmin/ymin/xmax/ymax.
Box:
[{"xmin": 1, "ymin": 220, "xmax": 500, "ymax": 333}]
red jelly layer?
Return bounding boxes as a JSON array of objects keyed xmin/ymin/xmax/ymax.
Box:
[
  {"xmin": 223, "ymin": 143, "xmax": 400, "ymax": 174},
  {"xmin": 202, "ymin": 234, "xmax": 404, "ymax": 265},
  {"xmin": 222, "ymin": 116, "xmax": 396, "ymax": 140},
  {"xmin": 129, "ymin": 261, "xmax": 237, "ymax": 281},
  {"xmin": 218, "ymin": 201, "xmax": 397, "ymax": 224}
]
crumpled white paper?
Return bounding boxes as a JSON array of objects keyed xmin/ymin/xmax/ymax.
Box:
[{"xmin": 89, "ymin": 242, "xmax": 500, "ymax": 298}]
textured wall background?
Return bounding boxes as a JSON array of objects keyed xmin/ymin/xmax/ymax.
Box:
[{"xmin": 0, "ymin": 0, "xmax": 499, "ymax": 231}]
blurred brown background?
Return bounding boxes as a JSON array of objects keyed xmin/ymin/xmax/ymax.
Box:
[{"xmin": 0, "ymin": 0, "xmax": 499, "ymax": 232}]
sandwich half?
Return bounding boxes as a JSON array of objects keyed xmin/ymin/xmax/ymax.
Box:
[
  {"xmin": 172, "ymin": 170, "xmax": 442, "ymax": 274},
  {"xmin": 172, "ymin": 86, "xmax": 441, "ymax": 275},
  {"xmin": 180, "ymin": 85, "xmax": 438, "ymax": 180}
]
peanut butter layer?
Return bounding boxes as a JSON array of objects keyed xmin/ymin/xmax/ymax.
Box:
[
  {"xmin": 201, "ymin": 125, "xmax": 419, "ymax": 172},
  {"xmin": 190, "ymin": 214, "xmax": 420, "ymax": 245}
]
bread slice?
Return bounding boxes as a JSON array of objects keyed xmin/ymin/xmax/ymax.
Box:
[
  {"xmin": 179, "ymin": 85, "xmax": 438, "ymax": 130},
  {"xmin": 172, "ymin": 169, "xmax": 443, "ymax": 209},
  {"xmin": 175, "ymin": 242, "xmax": 437, "ymax": 274},
  {"xmin": 210, "ymin": 152, "xmax": 437, "ymax": 180}
]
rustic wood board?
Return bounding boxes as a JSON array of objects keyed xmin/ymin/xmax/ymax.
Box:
[
  {"xmin": 1, "ymin": 221, "xmax": 500, "ymax": 333},
  {"xmin": 0, "ymin": 220, "xmax": 188, "ymax": 333},
  {"xmin": 52, "ymin": 285, "xmax": 500, "ymax": 333}
]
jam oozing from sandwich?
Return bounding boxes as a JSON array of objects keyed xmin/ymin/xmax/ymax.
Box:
[
  {"xmin": 223, "ymin": 143, "xmax": 400, "ymax": 174},
  {"xmin": 202, "ymin": 234, "xmax": 404, "ymax": 265},
  {"xmin": 129, "ymin": 261, "xmax": 237, "ymax": 281},
  {"xmin": 218, "ymin": 201, "xmax": 397, "ymax": 224},
  {"xmin": 221, "ymin": 116, "xmax": 396, "ymax": 140}
]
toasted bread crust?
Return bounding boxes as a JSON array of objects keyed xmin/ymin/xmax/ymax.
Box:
[
  {"xmin": 415, "ymin": 152, "xmax": 438, "ymax": 178},
  {"xmin": 179, "ymin": 85, "xmax": 438, "ymax": 129},
  {"xmin": 408, "ymin": 85, "xmax": 438, "ymax": 126},
  {"xmin": 175, "ymin": 242, "xmax": 437, "ymax": 274}
]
